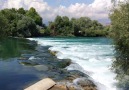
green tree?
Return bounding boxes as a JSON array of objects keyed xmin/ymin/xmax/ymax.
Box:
[
  {"xmin": 0, "ymin": 8, "xmax": 43, "ymax": 37},
  {"xmin": 26, "ymin": 7, "xmax": 42, "ymax": 26},
  {"xmin": 17, "ymin": 8, "xmax": 26, "ymax": 15},
  {"xmin": 0, "ymin": 13, "xmax": 8, "ymax": 37},
  {"xmin": 17, "ymin": 16, "xmax": 39, "ymax": 37},
  {"xmin": 71, "ymin": 17, "xmax": 105, "ymax": 36},
  {"xmin": 110, "ymin": 1, "xmax": 129, "ymax": 54},
  {"xmin": 110, "ymin": 1, "xmax": 129, "ymax": 89},
  {"xmin": 47, "ymin": 15, "xmax": 106, "ymax": 37},
  {"xmin": 71, "ymin": 18, "xmax": 80, "ymax": 36}
]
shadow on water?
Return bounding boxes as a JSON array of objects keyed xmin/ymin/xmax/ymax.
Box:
[{"xmin": 112, "ymin": 45, "xmax": 129, "ymax": 90}]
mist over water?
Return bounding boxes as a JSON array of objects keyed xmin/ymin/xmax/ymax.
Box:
[{"xmin": 29, "ymin": 37, "xmax": 117, "ymax": 90}]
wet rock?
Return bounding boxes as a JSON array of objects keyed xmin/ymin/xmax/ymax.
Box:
[
  {"xmin": 34, "ymin": 65, "xmax": 49, "ymax": 71},
  {"xmin": 49, "ymin": 50, "xmax": 58, "ymax": 56},
  {"xmin": 57, "ymin": 59, "xmax": 71, "ymax": 68},
  {"xmin": 66, "ymin": 63, "xmax": 89, "ymax": 75},
  {"xmin": 73, "ymin": 78, "xmax": 97, "ymax": 90},
  {"xmin": 69, "ymin": 70, "xmax": 89, "ymax": 78},
  {"xmin": 19, "ymin": 61, "xmax": 39, "ymax": 66},
  {"xmin": 21, "ymin": 54, "xmax": 34, "ymax": 58},
  {"xmin": 49, "ymin": 83, "xmax": 77, "ymax": 90},
  {"xmin": 18, "ymin": 57, "xmax": 29, "ymax": 60},
  {"xmin": 18, "ymin": 54, "xmax": 34, "ymax": 60},
  {"xmin": 49, "ymin": 85, "xmax": 67, "ymax": 90},
  {"xmin": 64, "ymin": 70, "xmax": 89, "ymax": 82}
]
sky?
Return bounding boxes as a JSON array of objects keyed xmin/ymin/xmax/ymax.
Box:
[{"xmin": 0, "ymin": 0, "xmax": 114, "ymax": 24}]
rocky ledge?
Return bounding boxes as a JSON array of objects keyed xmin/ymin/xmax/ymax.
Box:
[{"xmin": 19, "ymin": 44, "xmax": 97, "ymax": 90}]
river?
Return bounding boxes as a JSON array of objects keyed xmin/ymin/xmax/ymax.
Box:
[{"xmin": 29, "ymin": 37, "xmax": 117, "ymax": 90}]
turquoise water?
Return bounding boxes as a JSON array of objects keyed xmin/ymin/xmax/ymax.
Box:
[{"xmin": 29, "ymin": 37, "xmax": 117, "ymax": 90}]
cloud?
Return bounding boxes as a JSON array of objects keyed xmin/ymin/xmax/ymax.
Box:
[
  {"xmin": 57, "ymin": 0, "xmax": 112, "ymax": 19},
  {"xmin": 2, "ymin": 0, "xmax": 50, "ymax": 11},
  {"xmin": 53, "ymin": 0, "xmax": 112, "ymax": 23},
  {"xmin": 0, "ymin": 0, "xmax": 113, "ymax": 24}
]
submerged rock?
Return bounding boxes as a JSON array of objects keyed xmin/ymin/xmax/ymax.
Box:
[
  {"xmin": 34, "ymin": 65, "xmax": 49, "ymax": 71},
  {"xmin": 19, "ymin": 61, "xmax": 39, "ymax": 66},
  {"xmin": 18, "ymin": 54, "xmax": 34, "ymax": 60},
  {"xmin": 18, "ymin": 57, "xmax": 29, "ymax": 60}
]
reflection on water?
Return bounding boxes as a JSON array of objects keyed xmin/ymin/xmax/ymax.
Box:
[
  {"xmin": 0, "ymin": 38, "xmax": 36, "ymax": 60},
  {"xmin": 0, "ymin": 38, "xmax": 40, "ymax": 90},
  {"xmin": 0, "ymin": 38, "xmax": 73, "ymax": 90}
]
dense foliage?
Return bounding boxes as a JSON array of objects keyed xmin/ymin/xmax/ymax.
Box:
[
  {"xmin": 0, "ymin": 7, "xmax": 42, "ymax": 37},
  {"xmin": 110, "ymin": 1, "xmax": 129, "ymax": 89},
  {"xmin": 26, "ymin": 7, "xmax": 42, "ymax": 26},
  {"xmin": 43, "ymin": 16, "xmax": 108, "ymax": 37},
  {"xmin": 0, "ymin": 7, "xmax": 109, "ymax": 38},
  {"xmin": 0, "ymin": 13, "xmax": 8, "ymax": 37}
]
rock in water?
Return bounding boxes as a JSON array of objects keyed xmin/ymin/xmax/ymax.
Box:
[
  {"xmin": 49, "ymin": 50, "xmax": 58, "ymax": 56},
  {"xmin": 34, "ymin": 65, "xmax": 49, "ymax": 71},
  {"xmin": 73, "ymin": 78, "xmax": 97, "ymax": 90}
]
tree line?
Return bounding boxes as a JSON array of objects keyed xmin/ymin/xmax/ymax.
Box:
[
  {"xmin": 43, "ymin": 16, "xmax": 109, "ymax": 37},
  {"xmin": 0, "ymin": 7, "xmax": 110, "ymax": 38}
]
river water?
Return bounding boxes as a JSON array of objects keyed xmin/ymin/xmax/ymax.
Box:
[{"xmin": 29, "ymin": 37, "xmax": 117, "ymax": 90}]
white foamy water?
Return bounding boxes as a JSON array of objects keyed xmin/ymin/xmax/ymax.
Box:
[{"xmin": 28, "ymin": 37, "xmax": 117, "ymax": 90}]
